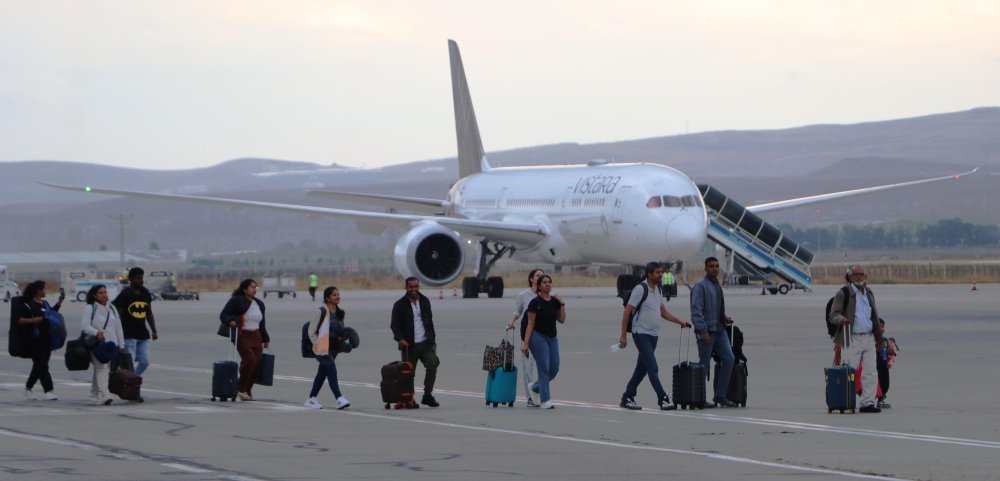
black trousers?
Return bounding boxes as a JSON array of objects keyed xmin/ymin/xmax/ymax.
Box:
[{"xmin": 27, "ymin": 342, "xmax": 54, "ymax": 392}]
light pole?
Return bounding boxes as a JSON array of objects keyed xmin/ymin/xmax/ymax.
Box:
[{"xmin": 109, "ymin": 214, "xmax": 134, "ymax": 271}]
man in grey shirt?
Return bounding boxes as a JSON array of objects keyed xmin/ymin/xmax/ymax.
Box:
[
  {"xmin": 619, "ymin": 262, "xmax": 691, "ymax": 411},
  {"xmin": 690, "ymin": 257, "xmax": 737, "ymax": 408}
]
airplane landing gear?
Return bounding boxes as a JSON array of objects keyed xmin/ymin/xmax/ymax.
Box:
[{"xmin": 462, "ymin": 240, "xmax": 512, "ymax": 298}]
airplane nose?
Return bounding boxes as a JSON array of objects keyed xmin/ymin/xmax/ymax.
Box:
[{"xmin": 665, "ymin": 213, "xmax": 706, "ymax": 257}]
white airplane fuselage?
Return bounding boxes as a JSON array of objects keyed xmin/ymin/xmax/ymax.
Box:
[{"xmin": 447, "ymin": 162, "xmax": 708, "ymax": 266}]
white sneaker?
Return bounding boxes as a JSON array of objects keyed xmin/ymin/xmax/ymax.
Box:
[
  {"xmin": 304, "ymin": 397, "xmax": 323, "ymax": 410},
  {"xmin": 44, "ymin": 391, "xmax": 58, "ymax": 401},
  {"xmin": 336, "ymin": 396, "xmax": 351, "ymax": 410},
  {"xmin": 540, "ymin": 401, "xmax": 555, "ymax": 409},
  {"xmin": 23, "ymin": 388, "xmax": 33, "ymax": 400}
]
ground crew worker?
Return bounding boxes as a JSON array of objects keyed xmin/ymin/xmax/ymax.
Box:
[
  {"xmin": 308, "ymin": 272, "xmax": 319, "ymax": 302},
  {"xmin": 661, "ymin": 269, "xmax": 676, "ymax": 300}
]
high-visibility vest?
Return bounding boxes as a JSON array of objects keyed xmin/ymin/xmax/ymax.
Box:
[
  {"xmin": 308, "ymin": 274, "xmax": 318, "ymax": 287},
  {"xmin": 663, "ymin": 272, "xmax": 674, "ymax": 286}
]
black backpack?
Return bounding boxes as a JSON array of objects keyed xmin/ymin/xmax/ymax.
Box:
[
  {"xmin": 622, "ymin": 282, "xmax": 649, "ymax": 333},
  {"xmin": 301, "ymin": 307, "xmax": 327, "ymax": 358},
  {"xmin": 824, "ymin": 286, "xmax": 850, "ymax": 338},
  {"xmin": 7, "ymin": 296, "xmax": 32, "ymax": 359}
]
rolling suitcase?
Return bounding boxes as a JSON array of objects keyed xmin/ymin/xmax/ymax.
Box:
[
  {"xmin": 380, "ymin": 348, "xmax": 416, "ymax": 409},
  {"xmin": 713, "ymin": 324, "xmax": 748, "ymax": 407},
  {"xmin": 672, "ymin": 329, "xmax": 706, "ymax": 410},
  {"xmin": 108, "ymin": 352, "xmax": 142, "ymax": 401},
  {"xmin": 825, "ymin": 326, "xmax": 856, "ymax": 413},
  {"xmin": 257, "ymin": 351, "xmax": 275, "ymax": 386},
  {"xmin": 484, "ymin": 329, "xmax": 517, "ymax": 407},
  {"xmin": 212, "ymin": 326, "xmax": 239, "ymax": 402}
]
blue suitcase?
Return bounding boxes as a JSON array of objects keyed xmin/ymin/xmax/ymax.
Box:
[
  {"xmin": 485, "ymin": 365, "xmax": 518, "ymax": 407},
  {"xmin": 213, "ymin": 327, "xmax": 239, "ymax": 402},
  {"xmin": 825, "ymin": 364, "xmax": 856, "ymax": 413},
  {"xmin": 484, "ymin": 330, "xmax": 517, "ymax": 407}
]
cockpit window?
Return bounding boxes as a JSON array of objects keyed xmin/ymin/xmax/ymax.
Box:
[
  {"xmin": 646, "ymin": 196, "xmax": 662, "ymax": 208},
  {"xmin": 662, "ymin": 195, "xmax": 682, "ymax": 207},
  {"xmin": 681, "ymin": 195, "xmax": 700, "ymax": 207}
]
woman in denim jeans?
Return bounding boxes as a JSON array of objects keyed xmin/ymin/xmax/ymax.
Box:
[
  {"xmin": 304, "ymin": 286, "xmax": 350, "ymax": 410},
  {"xmin": 521, "ymin": 275, "xmax": 565, "ymax": 409}
]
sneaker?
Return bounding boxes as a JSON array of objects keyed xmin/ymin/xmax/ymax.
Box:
[
  {"xmin": 619, "ymin": 398, "xmax": 642, "ymax": 410},
  {"xmin": 526, "ymin": 398, "xmax": 540, "ymax": 408},
  {"xmin": 540, "ymin": 401, "xmax": 555, "ymax": 409},
  {"xmin": 877, "ymin": 399, "xmax": 891, "ymax": 409},
  {"xmin": 90, "ymin": 395, "xmax": 103, "ymax": 405},
  {"xmin": 44, "ymin": 391, "xmax": 58, "ymax": 401},
  {"xmin": 238, "ymin": 392, "xmax": 252, "ymax": 401},
  {"xmin": 304, "ymin": 397, "xmax": 323, "ymax": 409},
  {"xmin": 659, "ymin": 398, "xmax": 676, "ymax": 411},
  {"xmin": 859, "ymin": 404, "xmax": 882, "ymax": 413},
  {"xmin": 336, "ymin": 396, "xmax": 351, "ymax": 410},
  {"xmin": 703, "ymin": 400, "xmax": 717, "ymax": 409},
  {"xmin": 421, "ymin": 394, "xmax": 439, "ymax": 407},
  {"xmin": 103, "ymin": 399, "xmax": 113, "ymax": 406},
  {"xmin": 715, "ymin": 398, "xmax": 738, "ymax": 408},
  {"xmin": 22, "ymin": 388, "xmax": 33, "ymax": 400}
]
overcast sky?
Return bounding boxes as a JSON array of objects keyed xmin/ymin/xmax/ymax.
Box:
[{"xmin": 1, "ymin": 1, "xmax": 998, "ymax": 170}]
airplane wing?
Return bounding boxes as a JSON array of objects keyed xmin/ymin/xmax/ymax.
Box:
[
  {"xmin": 38, "ymin": 182, "xmax": 546, "ymax": 245},
  {"xmin": 306, "ymin": 190, "xmax": 449, "ymax": 215},
  {"xmin": 746, "ymin": 168, "xmax": 978, "ymax": 214}
]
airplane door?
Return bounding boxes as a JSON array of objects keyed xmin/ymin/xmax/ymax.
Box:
[{"xmin": 612, "ymin": 186, "xmax": 631, "ymax": 223}]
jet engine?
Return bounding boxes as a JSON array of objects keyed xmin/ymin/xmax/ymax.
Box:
[{"xmin": 393, "ymin": 222, "xmax": 465, "ymax": 286}]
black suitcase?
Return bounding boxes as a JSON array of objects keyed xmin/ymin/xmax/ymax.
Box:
[
  {"xmin": 380, "ymin": 352, "xmax": 416, "ymax": 409},
  {"xmin": 672, "ymin": 330, "xmax": 706, "ymax": 410},
  {"xmin": 212, "ymin": 326, "xmax": 239, "ymax": 402},
  {"xmin": 257, "ymin": 352, "xmax": 275, "ymax": 386},
  {"xmin": 64, "ymin": 338, "xmax": 91, "ymax": 371},
  {"xmin": 714, "ymin": 360, "xmax": 748, "ymax": 407}
]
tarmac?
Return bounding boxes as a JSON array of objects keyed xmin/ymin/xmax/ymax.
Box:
[{"xmin": 2, "ymin": 283, "xmax": 999, "ymax": 481}]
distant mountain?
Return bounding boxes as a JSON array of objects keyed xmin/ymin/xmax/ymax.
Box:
[{"xmin": 1, "ymin": 107, "xmax": 997, "ymax": 255}]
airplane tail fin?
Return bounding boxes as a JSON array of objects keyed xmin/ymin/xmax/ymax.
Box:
[{"xmin": 449, "ymin": 39, "xmax": 489, "ymax": 178}]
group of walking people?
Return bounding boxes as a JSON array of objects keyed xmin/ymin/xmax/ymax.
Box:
[{"xmin": 13, "ymin": 261, "xmax": 896, "ymax": 415}]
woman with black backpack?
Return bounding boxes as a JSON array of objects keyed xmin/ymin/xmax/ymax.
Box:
[
  {"xmin": 81, "ymin": 284, "xmax": 125, "ymax": 405},
  {"xmin": 304, "ymin": 286, "xmax": 350, "ymax": 410},
  {"xmin": 13, "ymin": 280, "xmax": 63, "ymax": 400}
]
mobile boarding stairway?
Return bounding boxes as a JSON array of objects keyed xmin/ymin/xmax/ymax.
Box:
[{"xmin": 697, "ymin": 185, "xmax": 814, "ymax": 294}]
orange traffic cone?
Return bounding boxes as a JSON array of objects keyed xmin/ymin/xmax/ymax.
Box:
[
  {"xmin": 971, "ymin": 278, "xmax": 978, "ymax": 291},
  {"xmin": 439, "ymin": 289, "xmax": 444, "ymax": 300}
]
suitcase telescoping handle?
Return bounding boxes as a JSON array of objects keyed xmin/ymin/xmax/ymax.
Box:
[
  {"xmin": 228, "ymin": 325, "xmax": 239, "ymax": 362},
  {"xmin": 504, "ymin": 327, "xmax": 516, "ymax": 368},
  {"xmin": 678, "ymin": 326, "xmax": 693, "ymax": 365}
]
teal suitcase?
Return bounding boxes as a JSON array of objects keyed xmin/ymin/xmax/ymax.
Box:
[{"xmin": 485, "ymin": 365, "xmax": 517, "ymax": 407}]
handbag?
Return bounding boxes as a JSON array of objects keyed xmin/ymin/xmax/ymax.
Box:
[
  {"xmin": 482, "ymin": 336, "xmax": 515, "ymax": 372},
  {"xmin": 84, "ymin": 305, "xmax": 113, "ymax": 351}
]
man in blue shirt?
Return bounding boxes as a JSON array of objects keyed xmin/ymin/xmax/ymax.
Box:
[
  {"xmin": 828, "ymin": 265, "xmax": 883, "ymax": 413},
  {"xmin": 690, "ymin": 257, "xmax": 737, "ymax": 408}
]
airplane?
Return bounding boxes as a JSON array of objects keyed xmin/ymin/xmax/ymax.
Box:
[{"xmin": 42, "ymin": 40, "xmax": 976, "ymax": 299}]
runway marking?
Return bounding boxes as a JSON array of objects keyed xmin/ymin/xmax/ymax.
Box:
[
  {"xmin": 0, "ymin": 427, "xmax": 98, "ymax": 450},
  {"xmin": 162, "ymin": 463, "xmax": 214, "ymax": 474},
  {"xmin": 150, "ymin": 364, "xmax": 1000, "ymax": 451}
]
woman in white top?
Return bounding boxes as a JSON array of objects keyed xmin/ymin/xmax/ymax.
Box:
[
  {"xmin": 219, "ymin": 279, "xmax": 270, "ymax": 401},
  {"xmin": 81, "ymin": 284, "xmax": 125, "ymax": 405},
  {"xmin": 506, "ymin": 268, "xmax": 545, "ymax": 407},
  {"xmin": 304, "ymin": 286, "xmax": 350, "ymax": 410}
]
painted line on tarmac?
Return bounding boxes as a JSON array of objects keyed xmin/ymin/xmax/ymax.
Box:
[
  {"xmin": 152, "ymin": 363, "xmax": 1000, "ymax": 451},
  {"xmin": 0, "ymin": 369, "xmax": 911, "ymax": 481},
  {"xmin": 162, "ymin": 463, "xmax": 214, "ymax": 474},
  {"xmin": 0, "ymin": 427, "xmax": 98, "ymax": 450}
]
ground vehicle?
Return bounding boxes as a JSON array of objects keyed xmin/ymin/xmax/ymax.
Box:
[
  {"xmin": 1, "ymin": 265, "xmax": 20, "ymax": 302},
  {"xmin": 62, "ymin": 270, "xmax": 121, "ymax": 302},
  {"xmin": 147, "ymin": 271, "xmax": 200, "ymax": 301},
  {"xmin": 262, "ymin": 274, "xmax": 296, "ymax": 299}
]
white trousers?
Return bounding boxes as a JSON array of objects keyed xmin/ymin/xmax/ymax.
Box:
[
  {"xmin": 90, "ymin": 354, "xmax": 109, "ymax": 399},
  {"xmin": 842, "ymin": 332, "xmax": 877, "ymax": 408},
  {"xmin": 520, "ymin": 346, "xmax": 537, "ymax": 401}
]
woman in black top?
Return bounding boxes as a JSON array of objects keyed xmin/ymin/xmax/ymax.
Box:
[
  {"xmin": 521, "ymin": 275, "xmax": 565, "ymax": 409},
  {"xmin": 219, "ymin": 279, "xmax": 270, "ymax": 401},
  {"xmin": 13, "ymin": 280, "xmax": 63, "ymax": 400}
]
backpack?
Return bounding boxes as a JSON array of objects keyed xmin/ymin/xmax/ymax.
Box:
[
  {"xmin": 622, "ymin": 282, "xmax": 649, "ymax": 333},
  {"xmin": 43, "ymin": 300, "xmax": 66, "ymax": 351},
  {"xmin": 301, "ymin": 307, "xmax": 327, "ymax": 358},
  {"xmin": 824, "ymin": 286, "xmax": 850, "ymax": 338},
  {"xmin": 7, "ymin": 296, "xmax": 32, "ymax": 358}
]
